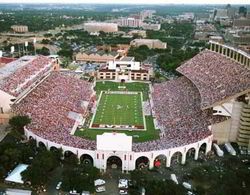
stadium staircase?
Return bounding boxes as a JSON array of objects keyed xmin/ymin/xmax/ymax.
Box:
[{"xmin": 237, "ymin": 103, "xmax": 250, "ymax": 151}]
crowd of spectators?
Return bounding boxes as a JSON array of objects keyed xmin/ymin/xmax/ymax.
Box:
[
  {"xmin": 0, "ymin": 56, "xmax": 53, "ymax": 97},
  {"xmin": 12, "ymin": 72, "xmax": 96, "ymax": 150},
  {"xmin": 13, "ymin": 74, "xmax": 226, "ymax": 152},
  {"xmin": 10, "ymin": 51, "xmax": 240, "ymax": 153},
  {"xmin": 177, "ymin": 50, "xmax": 250, "ymax": 109},
  {"xmin": 133, "ymin": 77, "xmax": 226, "ymax": 152}
]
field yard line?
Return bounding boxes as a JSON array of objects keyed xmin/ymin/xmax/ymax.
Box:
[{"xmin": 89, "ymin": 90, "xmax": 103, "ymax": 128}]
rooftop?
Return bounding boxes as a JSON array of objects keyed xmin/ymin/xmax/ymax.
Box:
[{"xmin": 5, "ymin": 164, "xmax": 28, "ymax": 184}]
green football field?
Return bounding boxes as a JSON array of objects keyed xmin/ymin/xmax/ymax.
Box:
[{"xmin": 92, "ymin": 92, "xmax": 144, "ymax": 126}]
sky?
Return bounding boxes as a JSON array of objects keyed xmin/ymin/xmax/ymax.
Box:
[{"xmin": 0, "ymin": 0, "xmax": 249, "ymax": 5}]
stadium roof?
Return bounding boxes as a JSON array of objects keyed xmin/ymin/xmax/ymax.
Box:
[{"xmin": 177, "ymin": 50, "xmax": 250, "ymax": 109}]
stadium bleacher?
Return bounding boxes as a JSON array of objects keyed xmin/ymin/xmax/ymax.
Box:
[
  {"xmin": 177, "ymin": 50, "xmax": 250, "ymax": 109},
  {"xmin": 12, "ymin": 72, "xmax": 96, "ymax": 150},
  {"xmin": 0, "ymin": 56, "xmax": 53, "ymax": 97},
  {"xmin": 10, "ymin": 48, "xmax": 248, "ymax": 153},
  {"xmin": 133, "ymin": 77, "xmax": 226, "ymax": 152}
]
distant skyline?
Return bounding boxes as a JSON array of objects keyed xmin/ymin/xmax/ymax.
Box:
[{"xmin": 0, "ymin": 0, "xmax": 249, "ymax": 5}]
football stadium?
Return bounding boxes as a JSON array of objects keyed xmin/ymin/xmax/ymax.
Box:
[{"xmin": 0, "ymin": 41, "xmax": 250, "ymax": 172}]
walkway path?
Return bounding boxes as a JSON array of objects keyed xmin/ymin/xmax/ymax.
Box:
[
  {"xmin": 0, "ymin": 125, "xmax": 9, "ymax": 142},
  {"xmin": 101, "ymin": 169, "xmax": 130, "ymax": 195}
]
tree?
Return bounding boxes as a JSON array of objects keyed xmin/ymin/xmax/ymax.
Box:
[
  {"xmin": 57, "ymin": 49, "xmax": 73, "ymax": 59},
  {"xmin": 37, "ymin": 47, "xmax": 50, "ymax": 56},
  {"xmin": 41, "ymin": 39, "xmax": 50, "ymax": 44},
  {"xmin": 128, "ymin": 45, "xmax": 155, "ymax": 62},
  {"xmin": 21, "ymin": 150, "xmax": 60, "ymax": 186},
  {"xmin": 62, "ymin": 164, "xmax": 99, "ymax": 193},
  {"xmin": 44, "ymin": 33, "xmax": 53, "ymax": 38},
  {"xmin": 130, "ymin": 169, "xmax": 186, "ymax": 195},
  {"xmin": 99, "ymin": 31, "xmax": 106, "ymax": 37},
  {"xmin": 9, "ymin": 115, "xmax": 31, "ymax": 134},
  {"xmin": 60, "ymin": 57, "xmax": 71, "ymax": 68},
  {"xmin": 145, "ymin": 180, "xmax": 186, "ymax": 195}
]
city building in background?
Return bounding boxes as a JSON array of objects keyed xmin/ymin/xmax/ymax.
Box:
[
  {"xmin": 130, "ymin": 39, "xmax": 167, "ymax": 49},
  {"xmin": 142, "ymin": 23, "xmax": 161, "ymax": 31},
  {"xmin": 117, "ymin": 17, "xmax": 143, "ymax": 28},
  {"xmin": 83, "ymin": 22, "xmax": 118, "ymax": 33},
  {"xmin": 11, "ymin": 25, "xmax": 29, "ymax": 33}
]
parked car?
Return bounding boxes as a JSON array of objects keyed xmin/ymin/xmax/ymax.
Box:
[
  {"xmin": 96, "ymin": 186, "xmax": 106, "ymax": 193},
  {"xmin": 56, "ymin": 181, "xmax": 62, "ymax": 190}
]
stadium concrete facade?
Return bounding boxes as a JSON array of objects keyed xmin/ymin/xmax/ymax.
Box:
[{"xmin": 25, "ymin": 128, "xmax": 212, "ymax": 172}]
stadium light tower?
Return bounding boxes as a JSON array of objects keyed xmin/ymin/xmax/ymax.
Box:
[
  {"xmin": 10, "ymin": 46, "xmax": 15, "ymax": 58},
  {"xmin": 33, "ymin": 38, "xmax": 37, "ymax": 55},
  {"xmin": 25, "ymin": 41, "xmax": 28, "ymax": 55}
]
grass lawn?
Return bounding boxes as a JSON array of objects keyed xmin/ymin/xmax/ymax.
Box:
[
  {"xmin": 92, "ymin": 92, "xmax": 144, "ymax": 126},
  {"xmin": 95, "ymin": 81, "xmax": 150, "ymax": 100},
  {"xmin": 75, "ymin": 116, "xmax": 160, "ymax": 142}
]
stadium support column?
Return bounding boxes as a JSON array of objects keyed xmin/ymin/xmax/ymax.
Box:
[
  {"xmin": 149, "ymin": 159, "xmax": 154, "ymax": 169},
  {"xmin": 194, "ymin": 149, "xmax": 199, "ymax": 160},
  {"xmin": 236, "ymin": 51, "xmax": 239, "ymax": 61},
  {"xmin": 243, "ymin": 56, "xmax": 246, "ymax": 66},
  {"xmin": 210, "ymin": 42, "xmax": 213, "ymax": 51},
  {"xmin": 181, "ymin": 154, "xmax": 186, "ymax": 165},
  {"xmin": 226, "ymin": 47, "xmax": 229, "ymax": 57},
  {"xmin": 166, "ymin": 157, "xmax": 171, "ymax": 167},
  {"xmin": 205, "ymin": 140, "xmax": 212, "ymax": 155},
  {"xmin": 239, "ymin": 54, "xmax": 242, "ymax": 64},
  {"xmin": 218, "ymin": 44, "xmax": 222, "ymax": 53},
  {"xmin": 229, "ymin": 48, "xmax": 232, "ymax": 58}
]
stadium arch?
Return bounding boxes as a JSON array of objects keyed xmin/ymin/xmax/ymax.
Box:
[
  {"xmin": 50, "ymin": 146, "xmax": 59, "ymax": 152},
  {"xmin": 170, "ymin": 151, "xmax": 183, "ymax": 166},
  {"xmin": 80, "ymin": 154, "xmax": 94, "ymax": 165},
  {"xmin": 38, "ymin": 141, "xmax": 46, "ymax": 149},
  {"xmin": 198, "ymin": 142, "xmax": 208, "ymax": 156},
  {"xmin": 106, "ymin": 155, "xmax": 123, "ymax": 170},
  {"xmin": 135, "ymin": 156, "xmax": 150, "ymax": 169},
  {"xmin": 24, "ymin": 127, "xmax": 213, "ymax": 172},
  {"xmin": 154, "ymin": 154, "xmax": 167, "ymax": 168},
  {"xmin": 185, "ymin": 147, "xmax": 197, "ymax": 160}
]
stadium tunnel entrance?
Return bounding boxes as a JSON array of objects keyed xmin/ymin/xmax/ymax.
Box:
[
  {"xmin": 80, "ymin": 154, "xmax": 94, "ymax": 166},
  {"xmin": 106, "ymin": 156, "xmax": 122, "ymax": 170},
  {"xmin": 136, "ymin": 156, "xmax": 149, "ymax": 169},
  {"xmin": 154, "ymin": 155, "xmax": 167, "ymax": 168}
]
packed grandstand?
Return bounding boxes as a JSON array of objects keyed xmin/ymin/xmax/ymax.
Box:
[
  {"xmin": 0, "ymin": 56, "xmax": 54, "ymax": 97},
  {"xmin": 0, "ymin": 43, "xmax": 249, "ymax": 170}
]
